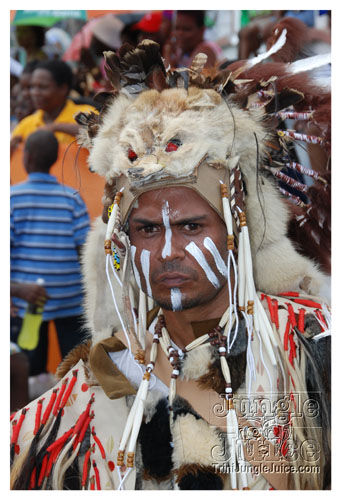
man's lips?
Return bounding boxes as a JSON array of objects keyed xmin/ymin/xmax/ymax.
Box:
[{"xmin": 156, "ymin": 272, "xmax": 192, "ymax": 287}]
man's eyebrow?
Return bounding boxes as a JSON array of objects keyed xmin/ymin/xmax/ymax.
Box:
[{"xmin": 130, "ymin": 215, "xmax": 208, "ymax": 225}]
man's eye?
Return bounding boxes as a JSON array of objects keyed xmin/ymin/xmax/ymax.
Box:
[
  {"xmin": 139, "ymin": 225, "xmax": 159, "ymax": 234},
  {"xmin": 183, "ymin": 223, "xmax": 200, "ymax": 231}
]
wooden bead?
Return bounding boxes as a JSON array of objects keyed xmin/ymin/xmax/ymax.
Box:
[
  {"xmin": 220, "ymin": 183, "xmax": 228, "ymax": 198},
  {"xmin": 117, "ymin": 450, "xmax": 124, "ymax": 466},
  {"xmin": 127, "ymin": 451, "xmax": 134, "ymax": 468},
  {"xmin": 104, "ymin": 239, "xmax": 112, "ymax": 254},
  {"xmin": 239, "ymin": 212, "xmax": 247, "ymax": 227},
  {"xmin": 114, "ymin": 191, "xmax": 123, "ymax": 205},
  {"xmin": 227, "ymin": 235, "xmax": 235, "ymax": 250}
]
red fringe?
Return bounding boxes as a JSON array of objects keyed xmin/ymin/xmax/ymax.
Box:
[
  {"xmin": 11, "ymin": 408, "xmax": 28, "ymax": 445},
  {"xmin": 41, "ymin": 389, "xmax": 58, "ymax": 425},
  {"xmin": 93, "ymin": 460, "xmax": 101, "ymax": 490},
  {"xmin": 60, "ymin": 370, "xmax": 78, "ymax": 409},
  {"xmin": 92, "ymin": 426, "xmax": 106, "ymax": 459},
  {"xmin": 53, "ymin": 378, "xmax": 68, "ymax": 416},
  {"xmin": 34, "ymin": 399, "xmax": 44, "ymax": 435},
  {"xmin": 81, "ymin": 446, "xmax": 93, "ymax": 488}
]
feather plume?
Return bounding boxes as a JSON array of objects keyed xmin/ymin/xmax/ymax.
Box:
[
  {"xmin": 266, "ymin": 17, "xmax": 310, "ymax": 63},
  {"xmin": 103, "ymin": 51, "xmax": 122, "ymax": 90},
  {"xmin": 190, "ymin": 53, "xmax": 208, "ymax": 74},
  {"xmin": 234, "ymin": 28, "xmax": 287, "ymax": 78},
  {"xmin": 289, "ymin": 53, "xmax": 331, "ymax": 75},
  {"xmin": 264, "ymin": 87, "xmax": 304, "ymax": 114}
]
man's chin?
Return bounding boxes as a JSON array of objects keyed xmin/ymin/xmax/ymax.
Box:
[{"xmin": 154, "ymin": 295, "xmax": 201, "ymax": 312}]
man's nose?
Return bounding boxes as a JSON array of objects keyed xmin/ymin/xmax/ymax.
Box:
[{"xmin": 158, "ymin": 228, "xmax": 186, "ymax": 261}]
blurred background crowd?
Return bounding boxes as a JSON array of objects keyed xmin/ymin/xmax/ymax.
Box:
[{"xmin": 9, "ymin": 9, "xmax": 331, "ymax": 413}]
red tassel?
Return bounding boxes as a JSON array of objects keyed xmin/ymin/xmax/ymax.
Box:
[
  {"xmin": 29, "ymin": 467, "xmax": 37, "ymax": 490},
  {"xmin": 315, "ymin": 309, "xmax": 327, "ymax": 330},
  {"xmin": 90, "ymin": 476, "xmax": 95, "ymax": 490},
  {"xmin": 298, "ymin": 309, "xmax": 305, "ymax": 333},
  {"xmin": 60, "ymin": 370, "xmax": 78, "ymax": 409},
  {"xmin": 286, "ymin": 303, "xmax": 297, "ymax": 328},
  {"xmin": 284, "ymin": 319, "xmax": 291, "ymax": 351},
  {"xmin": 289, "ymin": 333, "xmax": 297, "ymax": 365},
  {"xmin": 92, "ymin": 426, "xmax": 106, "ymax": 459},
  {"xmin": 46, "ymin": 446, "xmax": 61, "ymax": 477},
  {"xmin": 41, "ymin": 389, "xmax": 58, "ymax": 425},
  {"xmin": 53, "ymin": 378, "xmax": 68, "ymax": 416},
  {"xmin": 265, "ymin": 295, "xmax": 275, "ymax": 324},
  {"xmin": 93, "ymin": 460, "xmax": 101, "ymax": 490},
  {"xmin": 278, "ymin": 291, "xmax": 300, "ymax": 297},
  {"xmin": 75, "ymin": 409, "xmax": 94, "ymax": 449},
  {"xmin": 37, "ymin": 453, "xmax": 49, "ymax": 487},
  {"xmin": 81, "ymin": 446, "xmax": 93, "ymax": 488},
  {"xmin": 272, "ymin": 299, "xmax": 279, "ymax": 330},
  {"xmin": 11, "ymin": 408, "xmax": 29, "ymax": 445},
  {"xmin": 34, "ymin": 398, "xmax": 44, "ymax": 435},
  {"xmin": 46, "ymin": 426, "xmax": 74, "ymax": 453},
  {"xmin": 293, "ymin": 298, "xmax": 322, "ymax": 309}
]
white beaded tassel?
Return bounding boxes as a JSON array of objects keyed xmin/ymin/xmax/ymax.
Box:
[
  {"xmin": 219, "ymin": 352, "xmax": 247, "ymax": 489},
  {"xmin": 237, "ymin": 208, "xmax": 277, "ymax": 400},
  {"xmin": 116, "ymin": 329, "xmax": 159, "ymax": 489},
  {"xmin": 138, "ymin": 289, "xmax": 147, "ymax": 350},
  {"xmin": 220, "ymin": 181, "xmax": 239, "ymax": 352}
]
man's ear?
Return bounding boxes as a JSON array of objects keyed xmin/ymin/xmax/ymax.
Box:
[
  {"xmin": 60, "ymin": 83, "xmax": 69, "ymax": 98},
  {"xmin": 23, "ymin": 148, "xmax": 31, "ymax": 173}
]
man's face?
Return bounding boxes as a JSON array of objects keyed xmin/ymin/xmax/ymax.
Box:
[
  {"xmin": 128, "ymin": 187, "xmax": 228, "ymax": 311},
  {"xmin": 30, "ymin": 69, "xmax": 67, "ymax": 112},
  {"xmin": 175, "ymin": 14, "xmax": 204, "ymax": 53}
]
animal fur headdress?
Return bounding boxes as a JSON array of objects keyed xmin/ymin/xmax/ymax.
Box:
[{"xmin": 76, "ymin": 39, "xmax": 330, "ymax": 301}]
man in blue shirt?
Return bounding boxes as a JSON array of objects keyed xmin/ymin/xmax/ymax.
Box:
[{"xmin": 10, "ymin": 129, "xmax": 90, "ymax": 375}]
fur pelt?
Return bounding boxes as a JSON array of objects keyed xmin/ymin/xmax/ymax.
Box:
[
  {"xmin": 180, "ymin": 344, "xmax": 214, "ymax": 381},
  {"xmin": 139, "ymin": 397, "xmax": 173, "ymax": 480},
  {"xmin": 85, "ymin": 87, "xmax": 266, "ymax": 186},
  {"xmin": 171, "ymin": 402, "xmax": 223, "ymax": 469},
  {"xmin": 81, "ymin": 216, "xmax": 124, "ymax": 342},
  {"xmin": 55, "ymin": 340, "xmax": 91, "ymax": 379}
]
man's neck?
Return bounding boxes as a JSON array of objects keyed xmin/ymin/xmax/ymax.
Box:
[
  {"xmin": 43, "ymin": 101, "xmax": 66, "ymax": 123},
  {"xmin": 161, "ymin": 282, "xmax": 229, "ymax": 348}
]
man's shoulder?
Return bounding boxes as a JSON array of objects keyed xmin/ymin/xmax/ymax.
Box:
[
  {"xmin": 10, "ymin": 180, "xmax": 30, "ymax": 195},
  {"xmin": 11, "ymin": 111, "xmax": 41, "ymax": 137},
  {"xmin": 62, "ymin": 99, "xmax": 96, "ymax": 118}
]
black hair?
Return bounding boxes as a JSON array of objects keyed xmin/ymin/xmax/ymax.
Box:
[
  {"xmin": 16, "ymin": 25, "xmax": 46, "ymax": 48},
  {"xmin": 34, "ymin": 60, "xmax": 73, "ymax": 90},
  {"xmin": 177, "ymin": 10, "xmax": 205, "ymax": 28},
  {"xmin": 22, "ymin": 60, "xmax": 40, "ymax": 75},
  {"xmin": 25, "ymin": 130, "xmax": 59, "ymax": 171}
]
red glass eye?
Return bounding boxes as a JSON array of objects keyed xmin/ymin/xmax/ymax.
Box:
[
  {"xmin": 128, "ymin": 148, "xmax": 137, "ymax": 161},
  {"xmin": 165, "ymin": 141, "xmax": 180, "ymax": 152}
]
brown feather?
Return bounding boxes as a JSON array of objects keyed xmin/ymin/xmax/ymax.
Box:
[{"xmin": 55, "ymin": 340, "xmax": 91, "ymax": 379}]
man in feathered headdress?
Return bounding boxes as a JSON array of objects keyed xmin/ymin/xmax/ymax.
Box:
[{"xmin": 10, "ymin": 40, "xmax": 331, "ymax": 490}]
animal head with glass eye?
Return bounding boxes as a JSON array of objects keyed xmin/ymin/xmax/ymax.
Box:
[{"xmin": 127, "ymin": 138, "xmax": 182, "ymax": 163}]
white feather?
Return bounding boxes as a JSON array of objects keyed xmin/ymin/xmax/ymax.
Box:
[
  {"xmin": 246, "ymin": 28, "xmax": 287, "ymax": 68},
  {"xmin": 289, "ymin": 53, "xmax": 331, "ymax": 74}
]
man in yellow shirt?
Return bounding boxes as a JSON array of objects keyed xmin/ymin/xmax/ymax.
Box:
[{"xmin": 11, "ymin": 60, "xmax": 96, "ymax": 153}]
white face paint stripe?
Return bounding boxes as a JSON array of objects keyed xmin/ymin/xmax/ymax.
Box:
[
  {"xmin": 171, "ymin": 288, "xmax": 182, "ymax": 311},
  {"xmin": 140, "ymin": 249, "xmax": 153, "ymax": 297},
  {"xmin": 162, "ymin": 201, "xmax": 172, "ymax": 259},
  {"xmin": 131, "ymin": 245, "xmax": 142, "ymax": 289},
  {"xmin": 203, "ymin": 237, "xmax": 228, "ymax": 279},
  {"xmin": 185, "ymin": 242, "xmax": 220, "ymax": 289}
]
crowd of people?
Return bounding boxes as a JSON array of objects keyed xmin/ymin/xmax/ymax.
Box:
[{"xmin": 9, "ymin": 10, "xmax": 331, "ymax": 491}]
